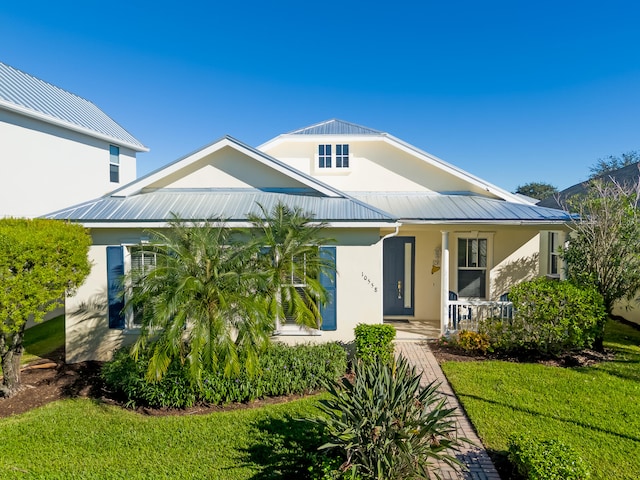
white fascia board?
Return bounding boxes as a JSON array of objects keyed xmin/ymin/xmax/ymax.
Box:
[
  {"xmin": 382, "ymin": 135, "xmax": 525, "ymax": 204},
  {"xmin": 0, "ymin": 101, "xmax": 148, "ymax": 152},
  {"xmin": 77, "ymin": 221, "xmax": 400, "ymax": 229},
  {"xmin": 400, "ymin": 219, "xmax": 571, "ymax": 226}
]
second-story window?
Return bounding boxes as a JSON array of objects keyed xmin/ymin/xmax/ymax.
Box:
[
  {"xmin": 110, "ymin": 145, "xmax": 120, "ymax": 183},
  {"xmin": 336, "ymin": 144, "xmax": 349, "ymax": 168},
  {"xmin": 318, "ymin": 144, "xmax": 350, "ymax": 169},
  {"xmin": 318, "ymin": 144, "xmax": 332, "ymax": 168}
]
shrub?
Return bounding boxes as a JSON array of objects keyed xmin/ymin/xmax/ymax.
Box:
[
  {"xmin": 455, "ymin": 330, "xmax": 490, "ymax": 354},
  {"xmin": 354, "ymin": 324, "xmax": 396, "ymax": 365},
  {"xmin": 479, "ymin": 278, "xmax": 606, "ymax": 355},
  {"xmin": 102, "ymin": 342, "xmax": 347, "ymax": 408},
  {"xmin": 313, "ymin": 355, "xmax": 469, "ymax": 480},
  {"xmin": 508, "ymin": 434, "xmax": 590, "ymax": 480}
]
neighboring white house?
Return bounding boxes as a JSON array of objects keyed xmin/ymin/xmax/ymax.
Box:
[
  {"xmin": 47, "ymin": 119, "xmax": 572, "ymax": 362},
  {"xmin": 0, "ymin": 62, "xmax": 148, "ymax": 218}
]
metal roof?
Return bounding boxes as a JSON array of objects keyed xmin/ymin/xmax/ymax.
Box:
[
  {"xmin": 350, "ymin": 192, "xmax": 573, "ymax": 223},
  {"xmin": 45, "ymin": 188, "xmax": 397, "ymax": 224},
  {"xmin": 0, "ymin": 62, "xmax": 147, "ymax": 151},
  {"xmin": 287, "ymin": 119, "xmax": 383, "ymax": 136}
]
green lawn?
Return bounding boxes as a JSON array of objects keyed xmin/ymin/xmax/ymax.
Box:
[
  {"xmin": 441, "ymin": 320, "xmax": 640, "ymax": 480},
  {"xmin": 0, "ymin": 316, "xmax": 65, "ymax": 377},
  {"xmin": 0, "ymin": 394, "xmax": 326, "ymax": 479},
  {"xmin": 21, "ymin": 315, "xmax": 65, "ymax": 365}
]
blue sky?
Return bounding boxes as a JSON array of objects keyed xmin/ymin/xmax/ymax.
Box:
[{"xmin": 2, "ymin": 1, "xmax": 639, "ymax": 191}]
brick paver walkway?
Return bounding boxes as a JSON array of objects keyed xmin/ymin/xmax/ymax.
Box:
[{"xmin": 395, "ymin": 341, "xmax": 501, "ymax": 480}]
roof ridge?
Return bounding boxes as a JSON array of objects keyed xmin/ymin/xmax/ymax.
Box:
[{"xmin": 286, "ymin": 118, "xmax": 384, "ymax": 135}]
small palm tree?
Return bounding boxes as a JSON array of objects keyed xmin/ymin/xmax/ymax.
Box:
[
  {"xmin": 128, "ymin": 217, "xmax": 270, "ymax": 385},
  {"xmin": 249, "ymin": 202, "xmax": 335, "ymax": 331}
]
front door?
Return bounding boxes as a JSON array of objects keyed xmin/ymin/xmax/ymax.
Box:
[{"xmin": 383, "ymin": 237, "xmax": 415, "ymax": 316}]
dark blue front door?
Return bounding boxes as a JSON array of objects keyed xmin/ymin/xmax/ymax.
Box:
[{"xmin": 383, "ymin": 237, "xmax": 415, "ymax": 316}]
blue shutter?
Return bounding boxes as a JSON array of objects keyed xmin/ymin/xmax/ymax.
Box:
[
  {"xmin": 106, "ymin": 246, "xmax": 125, "ymax": 329},
  {"xmin": 319, "ymin": 246, "xmax": 337, "ymax": 331}
]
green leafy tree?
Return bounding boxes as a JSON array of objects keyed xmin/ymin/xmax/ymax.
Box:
[
  {"xmin": 562, "ymin": 179, "xmax": 640, "ymax": 348},
  {"xmin": 129, "ymin": 218, "xmax": 271, "ymax": 385},
  {"xmin": 589, "ymin": 151, "xmax": 640, "ymax": 179},
  {"xmin": 249, "ymin": 202, "xmax": 334, "ymax": 331},
  {"xmin": 0, "ymin": 218, "xmax": 91, "ymax": 397},
  {"xmin": 514, "ymin": 182, "xmax": 558, "ymax": 200}
]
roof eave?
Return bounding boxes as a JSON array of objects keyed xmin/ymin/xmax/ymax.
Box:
[{"xmin": 0, "ymin": 100, "xmax": 149, "ymax": 152}]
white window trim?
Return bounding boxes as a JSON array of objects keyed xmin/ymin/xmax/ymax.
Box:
[
  {"xmin": 454, "ymin": 233, "xmax": 493, "ymax": 300},
  {"xmin": 313, "ymin": 143, "xmax": 352, "ymax": 175},
  {"xmin": 547, "ymin": 231, "xmax": 561, "ymax": 278},
  {"xmin": 273, "ymin": 252, "xmax": 322, "ymax": 336},
  {"xmin": 122, "ymin": 243, "xmax": 157, "ymax": 333},
  {"xmin": 109, "ymin": 145, "xmax": 120, "ymax": 183}
]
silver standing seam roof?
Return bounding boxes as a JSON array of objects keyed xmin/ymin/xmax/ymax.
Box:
[
  {"xmin": 0, "ymin": 62, "xmax": 147, "ymax": 151},
  {"xmin": 287, "ymin": 119, "xmax": 383, "ymax": 136},
  {"xmin": 351, "ymin": 193, "xmax": 573, "ymax": 222},
  {"xmin": 45, "ymin": 189, "xmax": 397, "ymax": 223}
]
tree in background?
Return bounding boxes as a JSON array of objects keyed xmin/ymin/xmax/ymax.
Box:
[
  {"xmin": 561, "ymin": 179, "xmax": 640, "ymax": 348},
  {"xmin": 589, "ymin": 151, "xmax": 640, "ymax": 179},
  {"xmin": 0, "ymin": 219, "xmax": 91, "ymax": 397},
  {"xmin": 514, "ymin": 182, "xmax": 558, "ymax": 200}
]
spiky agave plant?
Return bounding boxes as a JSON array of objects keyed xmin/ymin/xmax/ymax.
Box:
[{"xmin": 314, "ymin": 355, "xmax": 471, "ymax": 480}]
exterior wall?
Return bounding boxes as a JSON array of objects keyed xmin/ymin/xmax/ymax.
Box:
[
  {"xmin": 0, "ymin": 109, "xmax": 137, "ymax": 218},
  {"xmin": 383, "ymin": 225, "xmax": 543, "ymax": 322},
  {"xmin": 278, "ymin": 241, "xmax": 384, "ymax": 346},
  {"xmin": 612, "ymin": 300, "xmax": 640, "ymax": 326},
  {"xmin": 146, "ymin": 146, "xmax": 306, "ymax": 191},
  {"xmin": 261, "ymin": 137, "xmax": 503, "ymax": 197},
  {"xmin": 65, "ymin": 228, "xmax": 384, "ymax": 362}
]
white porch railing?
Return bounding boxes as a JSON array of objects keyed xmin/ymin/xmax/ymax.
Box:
[{"xmin": 447, "ymin": 300, "xmax": 513, "ymax": 333}]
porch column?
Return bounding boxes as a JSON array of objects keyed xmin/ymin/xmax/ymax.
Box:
[
  {"xmin": 440, "ymin": 230, "xmax": 450, "ymax": 335},
  {"xmin": 559, "ymin": 230, "xmax": 567, "ymax": 280}
]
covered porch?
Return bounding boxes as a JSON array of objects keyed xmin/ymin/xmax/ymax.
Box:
[{"xmin": 381, "ymin": 225, "xmax": 567, "ymax": 339}]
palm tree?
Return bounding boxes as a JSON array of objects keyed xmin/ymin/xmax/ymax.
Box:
[
  {"xmin": 248, "ymin": 202, "xmax": 335, "ymax": 331},
  {"xmin": 128, "ymin": 217, "xmax": 270, "ymax": 385}
]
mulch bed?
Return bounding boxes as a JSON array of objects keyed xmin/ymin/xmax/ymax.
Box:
[
  {"xmin": 0, "ymin": 348, "xmax": 318, "ymax": 419},
  {"xmin": 427, "ymin": 339, "xmax": 615, "ymax": 367}
]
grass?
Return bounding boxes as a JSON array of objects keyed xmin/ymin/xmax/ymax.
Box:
[
  {"xmin": 0, "ymin": 394, "xmax": 327, "ymax": 479},
  {"xmin": 0, "ymin": 316, "xmax": 65, "ymax": 376},
  {"xmin": 441, "ymin": 319, "xmax": 640, "ymax": 480},
  {"xmin": 21, "ymin": 315, "xmax": 65, "ymax": 365}
]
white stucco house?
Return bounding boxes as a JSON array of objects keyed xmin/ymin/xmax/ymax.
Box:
[
  {"xmin": 0, "ymin": 62, "xmax": 148, "ymax": 218},
  {"xmin": 47, "ymin": 119, "xmax": 572, "ymax": 362}
]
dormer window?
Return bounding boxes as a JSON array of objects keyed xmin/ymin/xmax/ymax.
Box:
[
  {"xmin": 318, "ymin": 144, "xmax": 332, "ymax": 168},
  {"xmin": 317, "ymin": 144, "xmax": 349, "ymax": 169},
  {"xmin": 336, "ymin": 144, "xmax": 349, "ymax": 168}
]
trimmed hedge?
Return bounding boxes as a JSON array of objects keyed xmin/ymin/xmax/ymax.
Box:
[
  {"xmin": 508, "ymin": 434, "xmax": 590, "ymax": 480},
  {"xmin": 102, "ymin": 342, "xmax": 347, "ymax": 408},
  {"xmin": 354, "ymin": 323, "xmax": 396, "ymax": 365}
]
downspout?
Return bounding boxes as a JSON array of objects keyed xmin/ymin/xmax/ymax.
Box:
[{"xmin": 380, "ymin": 224, "xmax": 401, "ymax": 324}]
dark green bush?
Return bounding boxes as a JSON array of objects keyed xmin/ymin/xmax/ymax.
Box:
[
  {"xmin": 102, "ymin": 341, "xmax": 347, "ymax": 408},
  {"xmin": 313, "ymin": 355, "xmax": 469, "ymax": 480},
  {"xmin": 354, "ymin": 323, "xmax": 395, "ymax": 365},
  {"xmin": 508, "ymin": 434, "xmax": 590, "ymax": 480},
  {"xmin": 479, "ymin": 278, "xmax": 606, "ymax": 355}
]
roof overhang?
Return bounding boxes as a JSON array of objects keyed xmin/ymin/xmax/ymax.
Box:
[{"xmin": 0, "ymin": 100, "xmax": 149, "ymax": 152}]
